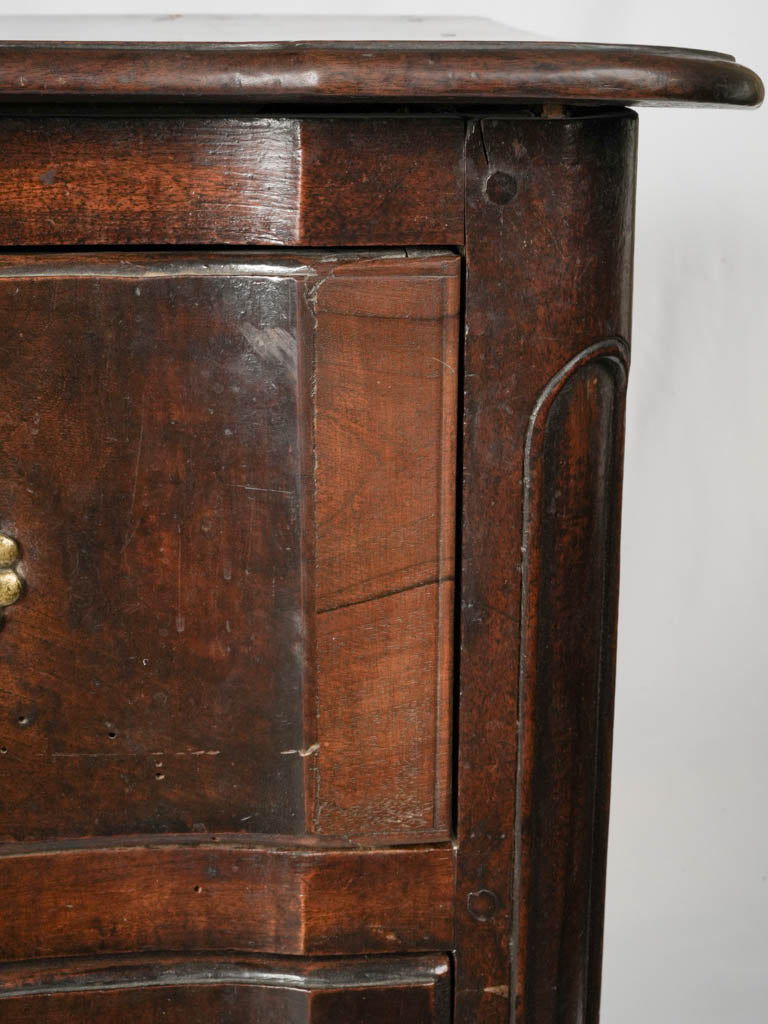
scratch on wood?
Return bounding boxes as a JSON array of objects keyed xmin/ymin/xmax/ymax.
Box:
[
  {"xmin": 428, "ymin": 355, "xmax": 456, "ymax": 374},
  {"xmin": 120, "ymin": 391, "xmax": 146, "ymax": 555},
  {"xmin": 232, "ymin": 484, "xmax": 294, "ymax": 495},
  {"xmin": 176, "ymin": 524, "xmax": 185, "ymax": 634},
  {"xmin": 484, "ymin": 985, "xmax": 510, "ymax": 997},
  {"xmin": 46, "ymin": 750, "xmax": 221, "ymax": 759},
  {"xmin": 280, "ymin": 743, "xmax": 320, "ymax": 758}
]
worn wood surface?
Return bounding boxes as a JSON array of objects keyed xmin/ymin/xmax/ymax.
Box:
[
  {"xmin": 0, "ymin": 257, "xmax": 309, "ymax": 840},
  {"xmin": 0, "ymin": 838, "xmax": 455, "ymax": 960},
  {"xmin": 455, "ymin": 111, "xmax": 636, "ymax": 1024},
  {"xmin": 311, "ymin": 261, "xmax": 458, "ymax": 838},
  {"xmin": 0, "ymin": 251, "xmax": 458, "ymax": 843},
  {"xmin": 0, "ymin": 953, "xmax": 451, "ymax": 1023},
  {"xmin": 516, "ymin": 342, "xmax": 628, "ymax": 1024},
  {"xmin": 0, "ymin": 81, "xmax": 744, "ymax": 1021},
  {"xmin": 0, "ymin": 117, "xmax": 465, "ymax": 246},
  {"xmin": 0, "ymin": 41, "xmax": 758, "ymax": 106}
]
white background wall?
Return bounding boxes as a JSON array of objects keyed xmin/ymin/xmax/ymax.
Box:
[{"xmin": 1, "ymin": 4, "xmax": 765, "ymax": 1022}]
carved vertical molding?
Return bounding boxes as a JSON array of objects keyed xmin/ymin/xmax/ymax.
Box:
[
  {"xmin": 458, "ymin": 111, "xmax": 637, "ymax": 1024},
  {"xmin": 512, "ymin": 340, "xmax": 628, "ymax": 1023}
]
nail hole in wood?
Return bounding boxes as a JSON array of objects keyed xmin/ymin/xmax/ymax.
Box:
[{"xmin": 485, "ymin": 170, "xmax": 517, "ymax": 205}]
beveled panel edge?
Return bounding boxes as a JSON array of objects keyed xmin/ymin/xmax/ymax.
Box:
[
  {"xmin": 307, "ymin": 261, "xmax": 460, "ymax": 841},
  {"xmin": 0, "ymin": 250, "xmax": 460, "ymax": 278},
  {"xmin": 0, "ymin": 952, "xmax": 451, "ymax": 999},
  {"xmin": 0, "ymin": 43, "xmax": 758, "ymax": 107},
  {"xmin": 0, "ymin": 838, "xmax": 456, "ymax": 961}
]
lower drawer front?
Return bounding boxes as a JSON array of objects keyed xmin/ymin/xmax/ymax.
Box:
[{"xmin": 0, "ymin": 954, "xmax": 451, "ymax": 1023}]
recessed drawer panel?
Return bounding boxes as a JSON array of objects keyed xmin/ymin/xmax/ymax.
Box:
[{"xmin": 0, "ymin": 250, "xmax": 459, "ymax": 842}]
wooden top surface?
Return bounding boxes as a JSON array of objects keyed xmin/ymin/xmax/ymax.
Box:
[{"xmin": 0, "ymin": 17, "xmax": 760, "ymax": 107}]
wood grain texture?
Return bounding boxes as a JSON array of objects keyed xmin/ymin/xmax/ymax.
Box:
[
  {"xmin": 0, "ymin": 250, "xmax": 459, "ymax": 843},
  {"xmin": 0, "ymin": 117, "xmax": 464, "ymax": 246},
  {"xmin": 0, "ymin": 42, "xmax": 758, "ymax": 106},
  {"xmin": 0, "ymin": 838, "xmax": 455, "ymax": 961},
  {"xmin": 0, "ymin": 257, "xmax": 310, "ymax": 840},
  {"xmin": 0, "ymin": 953, "xmax": 451, "ymax": 1023},
  {"xmin": 515, "ymin": 342, "xmax": 628, "ymax": 1023},
  {"xmin": 311, "ymin": 261, "xmax": 459, "ymax": 839},
  {"xmin": 455, "ymin": 111, "xmax": 636, "ymax": 1024}
]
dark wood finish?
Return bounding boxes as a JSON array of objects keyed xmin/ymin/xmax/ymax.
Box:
[
  {"xmin": 0, "ymin": 257, "xmax": 308, "ymax": 839},
  {"xmin": 0, "ymin": 41, "xmax": 759, "ymax": 106},
  {"xmin": 0, "ymin": 251, "xmax": 458, "ymax": 843},
  {"xmin": 516, "ymin": 343, "xmax": 628, "ymax": 1024},
  {"xmin": 0, "ymin": 954, "xmax": 451, "ymax": 1023},
  {"xmin": 0, "ymin": 117, "xmax": 464, "ymax": 247},
  {"xmin": 0, "ymin": 837, "xmax": 455, "ymax": 960},
  {"xmin": 0, "ymin": 26, "xmax": 757, "ymax": 1022},
  {"xmin": 456, "ymin": 111, "xmax": 636, "ymax": 1023}
]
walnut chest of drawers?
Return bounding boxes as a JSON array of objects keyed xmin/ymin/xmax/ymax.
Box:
[{"xmin": 0, "ymin": 18, "xmax": 760, "ymax": 1024}]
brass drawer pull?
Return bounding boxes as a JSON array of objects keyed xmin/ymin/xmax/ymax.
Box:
[{"xmin": 0, "ymin": 534, "xmax": 22, "ymax": 607}]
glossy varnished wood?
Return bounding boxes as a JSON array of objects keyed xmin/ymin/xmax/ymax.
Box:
[
  {"xmin": 455, "ymin": 111, "xmax": 636, "ymax": 1023},
  {"xmin": 0, "ymin": 41, "xmax": 758, "ymax": 106},
  {"xmin": 0, "ymin": 117, "xmax": 465, "ymax": 246},
  {"xmin": 0, "ymin": 837, "xmax": 455, "ymax": 960},
  {"xmin": 516, "ymin": 343, "xmax": 628, "ymax": 1024},
  {"xmin": 0, "ymin": 251, "xmax": 458, "ymax": 843},
  {"xmin": 0, "ymin": 257, "xmax": 309, "ymax": 839},
  {"xmin": 0, "ymin": 23, "xmax": 758, "ymax": 1021},
  {"xmin": 0, "ymin": 953, "xmax": 451, "ymax": 1022}
]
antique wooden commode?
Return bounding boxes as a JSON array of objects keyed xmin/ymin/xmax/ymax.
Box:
[{"xmin": 0, "ymin": 16, "xmax": 760, "ymax": 1024}]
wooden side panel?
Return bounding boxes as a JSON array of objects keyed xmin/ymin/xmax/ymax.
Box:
[
  {"xmin": 311, "ymin": 260, "xmax": 459, "ymax": 839},
  {"xmin": 456, "ymin": 112, "xmax": 637, "ymax": 1024},
  {"xmin": 0, "ymin": 118, "xmax": 464, "ymax": 246},
  {"xmin": 0, "ymin": 839, "xmax": 455, "ymax": 961},
  {"xmin": 515, "ymin": 346, "xmax": 627, "ymax": 1022},
  {"xmin": 0, "ymin": 954, "xmax": 451, "ymax": 1024}
]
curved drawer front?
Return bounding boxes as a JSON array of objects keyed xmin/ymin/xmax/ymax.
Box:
[
  {"xmin": 0, "ymin": 250, "xmax": 458, "ymax": 845},
  {"xmin": 0, "ymin": 953, "xmax": 451, "ymax": 1023}
]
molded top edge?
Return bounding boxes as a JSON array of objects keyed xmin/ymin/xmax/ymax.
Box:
[{"xmin": 0, "ymin": 39, "xmax": 760, "ymax": 107}]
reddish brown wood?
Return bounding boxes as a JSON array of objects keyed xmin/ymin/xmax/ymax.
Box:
[
  {"xmin": 0, "ymin": 117, "xmax": 464, "ymax": 246},
  {"xmin": 311, "ymin": 262, "xmax": 459, "ymax": 838},
  {"xmin": 515, "ymin": 343, "xmax": 628, "ymax": 1023},
  {"xmin": 0, "ymin": 953, "xmax": 451, "ymax": 1023},
  {"xmin": 455, "ymin": 111, "xmax": 636, "ymax": 1023},
  {"xmin": 0, "ymin": 32, "xmax": 756, "ymax": 1019},
  {"xmin": 0, "ymin": 251, "xmax": 458, "ymax": 843},
  {"xmin": 0, "ymin": 256, "xmax": 310, "ymax": 840},
  {"xmin": 0, "ymin": 837, "xmax": 455, "ymax": 960},
  {"xmin": 0, "ymin": 41, "xmax": 759, "ymax": 106}
]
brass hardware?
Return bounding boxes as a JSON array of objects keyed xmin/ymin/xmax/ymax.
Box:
[
  {"xmin": 0, "ymin": 569, "xmax": 22, "ymax": 607},
  {"xmin": 0, "ymin": 535, "xmax": 23, "ymax": 606},
  {"xmin": 0, "ymin": 534, "xmax": 19, "ymax": 569}
]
